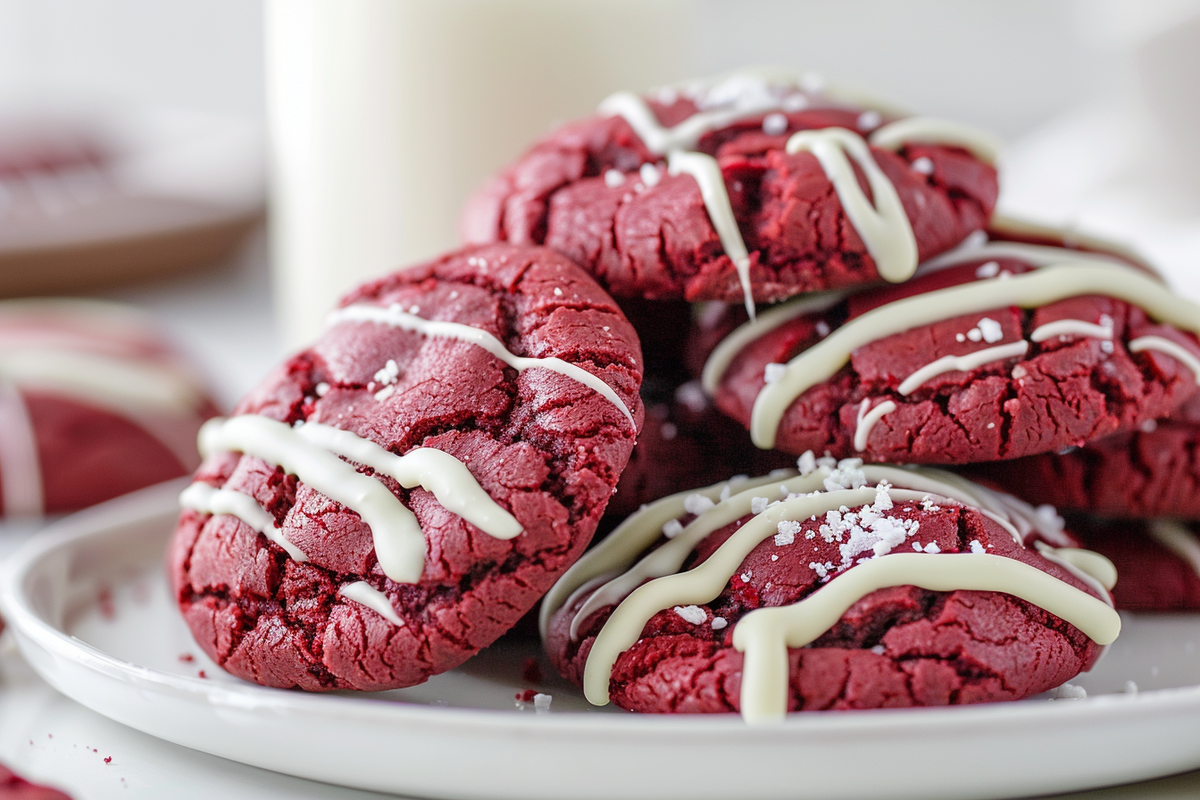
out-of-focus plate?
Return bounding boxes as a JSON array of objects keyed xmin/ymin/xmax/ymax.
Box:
[
  {"xmin": 0, "ymin": 108, "xmax": 264, "ymax": 296},
  {"xmin": 3, "ymin": 482, "xmax": 1200, "ymax": 800}
]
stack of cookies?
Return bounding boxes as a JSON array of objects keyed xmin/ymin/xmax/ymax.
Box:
[{"xmin": 171, "ymin": 71, "xmax": 1200, "ymax": 722}]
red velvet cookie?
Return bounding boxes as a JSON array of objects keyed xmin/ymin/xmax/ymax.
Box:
[
  {"xmin": 968, "ymin": 395, "xmax": 1200, "ymax": 519},
  {"xmin": 462, "ymin": 70, "xmax": 999, "ymax": 312},
  {"xmin": 0, "ymin": 299, "xmax": 219, "ymax": 517},
  {"xmin": 1064, "ymin": 516, "xmax": 1200, "ymax": 612},
  {"xmin": 170, "ymin": 244, "xmax": 644, "ymax": 691},
  {"xmin": 543, "ymin": 460, "xmax": 1117, "ymax": 719},
  {"xmin": 701, "ymin": 230, "xmax": 1200, "ymax": 464}
]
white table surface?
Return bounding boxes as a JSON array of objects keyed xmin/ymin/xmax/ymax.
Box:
[{"xmin": 4, "ymin": 92, "xmax": 1200, "ymax": 797}]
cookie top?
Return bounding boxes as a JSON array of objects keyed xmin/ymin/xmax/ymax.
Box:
[
  {"xmin": 0, "ymin": 298, "xmax": 219, "ymax": 516},
  {"xmin": 543, "ymin": 458, "xmax": 1118, "ymax": 721},
  {"xmin": 969, "ymin": 395, "xmax": 1200, "ymax": 519},
  {"xmin": 702, "ymin": 226, "xmax": 1200, "ymax": 463},
  {"xmin": 171, "ymin": 244, "xmax": 644, "ymax": 691},
  {"xmin": 462, "ymin": 70, "xmax": 1000, "ymax": 315}
]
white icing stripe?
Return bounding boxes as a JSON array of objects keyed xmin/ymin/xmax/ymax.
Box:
[
  {"xmin": 897, "ymin": 340, "xmax": 1029, "ymax": 395},
  {"xmin": 853, "ymin": 398, "xmax": 896, "ymax": 450},
  {"xmin": 1030, "ymin": 320, "xmax": 1113, "ymax": 343},
  {"xmin": 290, "ymin": 422, "xmax": 522, "ymax": 541},
  {"xmin": 1035, "ymin": 542, "xmax": 1117, "ymax": 597},
  {"xmin": 700, "ymin": 290, "xmax": 848, "ymax": 394},
  {"xmin": 326, "ymin": 304, "xmax": 636, "ymax": 429},
  {"xmin": 0, "ymin": 349, "xmax": 208, "ymax": 414},
  {"xmin": 917, "ymin": 239, "xmax": 1129, "ymax": 276},
  {"xmin": 577, "ymin": 485, "xmax": 1119, "ymax": 718},
  {"xmin": 563, "ymin": 464, "xmax": 1048, "ymax": 642},
  {"xmin": 868, "ymin": 117, "xmax": 1002, "ymax": 164},
  {"xmin": 785, "ymin": 128, "xmax": 918, "ymax": 283},
  {"xmin": 599, "ymin": 90, "xmax": 784, "ymax": 156},
  {"xmin": 196, "ymin": 416, "xmax": 521, "ymax": 585},
  {"xmin": 1130, "ymin": 336, "xmax": 1200, "ymax": 384},
  {"xmin": 751, "ymin": 263, "xmax": 1200, "ymax": 449},
  {"xmin": 1147, "ymin": 520, "xmax": 1200, "ymax": 579},
  {"xmin": 179, "ymin": 482, "xmax": 309, "ymax": 562},
  {"xmin": 340, "ymin": 581, "xmax": 406, "ymax": 627},
  {"xmin": 668, "ymin": 151, "xmax": 756, "ymax": 319},
  {"xmin": 0, "ymin": 379, "xmax": 43, "ymax": 517},
  {"xmin": 730, "ymin": 553, "xmax": 1119, "ymax": 723}
]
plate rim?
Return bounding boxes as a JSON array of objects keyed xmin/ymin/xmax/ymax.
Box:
[{"xmin": 4, "ymin": 480, "xmax": 1200, "ymax": 741}]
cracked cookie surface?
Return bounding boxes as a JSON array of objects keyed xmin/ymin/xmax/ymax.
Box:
[
  {"xmin": 704, "ymin": 255, "xmax": 1200, "ymax": 464},
  {"xmin": 461, "ymin": 77, "xmax": 997, "ymax": 304},
  {"xmin": 546, "ymin": 471, "xmax": 1106, "ymax": 714},
  {"xmin": 970, "ymin": 396, "xmax": 1200, "ymax": 518},
  {"xmin": 169, "ymin": 244, "xmax": 643, "ymax": 691}
]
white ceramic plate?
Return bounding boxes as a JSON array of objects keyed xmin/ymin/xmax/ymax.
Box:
[{"xmin": 4, "ymin": 483, "xmax": 1200, "ymax": 800}]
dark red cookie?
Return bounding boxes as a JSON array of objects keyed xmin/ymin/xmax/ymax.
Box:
[
  {"xmin": 968, "ymin": 395, "xmax": 1200, "ymax": 519},
  {"xmin": 702, "ymin": 231, "xmax": 1200, "ymax": 464},
  {"xmin": 605, "ymin": 379, "xmax": 792, "ymax": 522},
  {"xmin": 0, "ymin": 764, "xmax": 73, "ymax": 800},
  {"xmin": 462, "ymin": 71, "xmax": 998, "ymax": 306},
  {"xmin": 0, "ymin": 299, "xmax": 219, "ymax": 517},
  {"xmin": 170, "ymin": 244, "xmax": 644, "ymax": 691},
  {"xmin": 544, "ymin": 462, "xmax": 1115, "ymax": 717},
  {"xmin": 1065, "ymin": 516, "xmax": 1200, "ymax": 612}
]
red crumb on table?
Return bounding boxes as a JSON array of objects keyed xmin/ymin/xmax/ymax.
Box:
[
  {"xmin": 521, "ymin": 657, "xmax": 543, "ymax": 684},
  {"xmin": 515, "ymin": 689, "xmax": 537, "ymax": 703},
  {"xmin": 178, "ymin": 654, "xmax": 194, "ymax": 663},
  {"xmin": 104, "ymin": 757, "xmax": 112, "ymax": 764},
  {"xmin": 197, "ymin": 670, "xmax": 207, "ymax": 679},
  {"xmin": 96, "ymin": 586, "xmax": 115, "ymax": 620}
]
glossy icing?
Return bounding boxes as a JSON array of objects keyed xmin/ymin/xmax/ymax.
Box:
[
  {"xmin": 747, "ymin": 263, "xmax": 1200, "ymax": 449},
  {"xmin": 560, "ymin": 468, "xmax": 1118, "ymax": 723},
  {"xmin": 192, "ymin": 415, "xmax": 521, "ymax": 584},
  {"xmin": 327, "ymin": 303, "xmax": 636, "ymax": 429}
]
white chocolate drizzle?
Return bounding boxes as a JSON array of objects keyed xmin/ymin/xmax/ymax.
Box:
[
  {"xmin": 1030, "ymin": 320, "xmax": 1113, "ymax": 343},
  {"xmin": 867, "ymin": 117, "xmax": 1002, "ymax": 164},
  {"xmin": 730, "ymin": 552, "xmax": 1115, "ymax": 722},
  {"xmin": 897, "ymin": 340, "xmax": 1029, "ymax": 395},
  {"xmin": 700, "ymin": 290, "xmax": 848, "ymax": 395},
  {"xmin": 748, "ymin": 263, "xmax": 1200, "ymax": 449},
  {"xmin": 785, "ymin": 127, "xmax": 918, "ymax": 283},
  {"xmin": 326, "ymin": 303, "xmax": 636, "ymax": 429},
  {"xmin": 193, "ymin": 415, "xmax": 522, "ymax": 585},
  {"xmin": 0, "ymin": 379, "xmax": 42, "ymax": 517},
  {"xmin": 1147, "ymin": 521, "xmax": 1200, "ymax": 579},
  {"xmin": 179, "ymin": 481, "xmax": 308, "ymax": 562},
  {"xmin": 558, "ymin": 470, "xmax": 1118, "ymax": 723},
  {"xmin": 339, "ymin": 581, "xmax": 406, "ymax": 627},
  {"xmin": 667, "ymin": 150, "xmax": 755, "ymax": 319},
  {"xmin": 853, "ymin": 398, "xmax": 896, "ymax": 451},
  {"xmin": 1129, "ymin": 336, "xmax": 1200, "ymax": 384},
  {"xmin": 554, "ymin": 462, "xmax": 1071, "ymax": 643},
  {"xmin": 597, "ymin": 72, "xmax": 1000, "ymax": 314}
]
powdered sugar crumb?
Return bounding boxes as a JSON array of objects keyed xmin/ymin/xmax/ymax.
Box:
[
  {"xmin": 662, "ymin": 519, "xmax": 684, "ymax": 539},
  {"xmin": 711, "ymin": 617, "xmax": 728, "ymax": 630},
  {"xmin": 684, "ymin": 494, "xmax": 715, "ymax": 515},
  {"xmin": 674, "ymin": 605, "xmax": 707, "ymax": 625},
  {"xmin": 604, "ymin": 169, "xmax": 625, "ymax": 187},
  {"xmin": 751, "ymin": 496, "xmax": 770, "ymax": 515},
  {"xmin": 969, "ymin": 539, "xmax": 985, "ymax": 554},
  {"xmin": 763, "ymin": 362, "xmax": 787, "ymax": 384},
  {"xmin": 911, "ymin": 156, "xmax": 934, "ymax": 175}
]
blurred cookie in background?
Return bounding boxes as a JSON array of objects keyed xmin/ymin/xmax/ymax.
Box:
[{"xmin": 0, "ymin": 297, "xmax": 221, "ymax": 517}]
